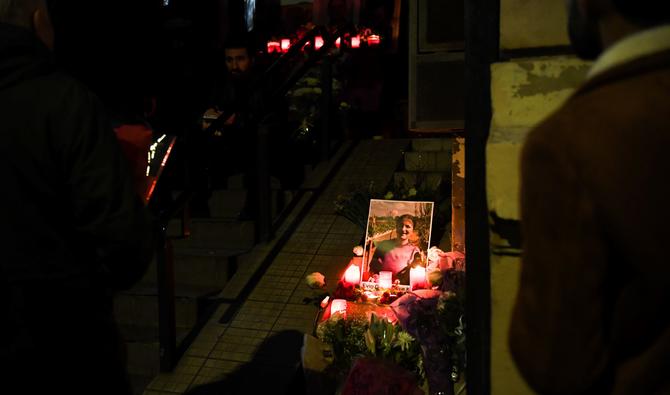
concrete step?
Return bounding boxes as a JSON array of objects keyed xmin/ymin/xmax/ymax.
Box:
[
  {"xmin": 404, "ymin": 150, "xmax": 451, "ymax": 172},
  {"xmin": 208, "ymin": 189, "xmax": 247, "ymax": 218},
  {"xmin": 225, "ymin": 173, "xmax": 282, "ymax": 190},
  {"xmin": 169, "ymin": 218, "xmax": 256, "ymax": 250},
  {"xmin": 129, "ymin": 373, "xmax": 154, "ymax": 395},
  {"xmin": 137, "ymin": 248, "xmax": 248, "ymax": 289},
  {"xmin": 141, "ymin": 249, "xmax": 236, "ymax": 288},
  {"xmin": 411, "ymin": 138, "xmax": 453, "ymax": 152},
  {"xmin": 207, "ymin": 188, "xmax": 292, "ymax": 220},
  {"xmin": 393, "ymin": 171, "xmax": 446, "ymax": 191},
  {"xmin": 114, "ymin": 284, "xmax": 220, "ymax": 330}
]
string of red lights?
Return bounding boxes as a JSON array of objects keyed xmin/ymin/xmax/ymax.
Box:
[{"xmin": 266, "ymin": 31, "xmax": 381, "ymax": 54}]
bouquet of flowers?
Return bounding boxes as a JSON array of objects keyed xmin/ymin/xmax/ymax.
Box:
[
  {"xmin": 391, "ymin": 276, "xmax": 466, "ymax": 395},
  {"xmin": 316, "ymin": 312, "xmax": 426, "ymax": 390}
]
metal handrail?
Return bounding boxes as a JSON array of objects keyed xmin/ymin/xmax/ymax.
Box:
[
  {"xmin": 153, "ymin": 189, "xmax": 193, "ymax": 372},
  {"xmin": 154, "ymin": 23, "xmax": 357, "ymax": 372}
]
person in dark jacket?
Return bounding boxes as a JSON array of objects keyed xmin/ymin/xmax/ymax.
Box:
[
  {"xmin": 193, "ymin": 34, "xmax": 275, "ymax": 219},
  {"xmin": 510, "ymin": 1, "xmax": 670, "ymax": 394},
  {"xmin": 0, "ymin": 1, "xmax": 154, "ymax": 394}
]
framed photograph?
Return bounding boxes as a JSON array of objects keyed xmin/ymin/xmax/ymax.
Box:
[{"xmin": 362, "ymin": 199, "xmax": 434, "ymax": 286}]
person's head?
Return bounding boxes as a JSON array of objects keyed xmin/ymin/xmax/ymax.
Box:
[
  {"xmin": 0, "ymin": 0, "xmax": 54, "ymax": 49},
  {"xmin": 566, "ymin": 0, "xmax": 670, "ymax": 60},
  {"xmin": 395, "ymin": 214, "xmax": 416, "ymax": 245},
  {"xmin": 223, "ymin": 34, "xmax": 255, "ymax": 79}
]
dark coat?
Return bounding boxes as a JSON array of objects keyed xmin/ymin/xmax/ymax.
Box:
[
  {"xmin": 511, "ymin": 48, "xmax": 670, "ymax": 395},
  {"xmin": 0, "ymin": 23, "xmax": 153, "ymax": 394}
]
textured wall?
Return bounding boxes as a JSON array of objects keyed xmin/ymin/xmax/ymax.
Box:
[
  {"xmin": 500, "ymin": 0, "xmax": 570, "ymax": 49},
  {"xmin": 487, "ymin": 56, "xmax": 590, "ymax": 394},
  {"xmin": 488, "ymin": 57, "xmax": 589, "ymax": 219}
]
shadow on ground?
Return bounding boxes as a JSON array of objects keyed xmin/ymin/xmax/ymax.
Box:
[{"xmin": 184, "ymin": 330, "xmax": 306, "ymax": 395}]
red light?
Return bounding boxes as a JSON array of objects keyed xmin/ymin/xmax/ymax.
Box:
[
  {"xmin": 335, "ymin": 38, "xmax": 341, "ymax": 48},
  {"xmin": 315, "ymin": 36, "xmax": 324, "ymax": 50},
  {"xmin": 351, "ymin": 35, "xmax": 360, "ymax": 48},
  {"xmin": 267, "ymin": 41, "xmax": 280, "ymax": 53},
  {"xmin": 367, "ymin": 34, "xmax": 380, "ymax": 46},
  {"xmin": 281, "ymin": 38, "xmax": 290, "ymax": 53}
]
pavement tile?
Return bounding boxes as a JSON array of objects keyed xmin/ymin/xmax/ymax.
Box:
[
  {"xmin": 146, "ymin": 372, "xmax": 194, "ymax": 393},
  {"xmin": 229, "ymin": 301, "xmax": 283, "ymax": 331},
  {"xmin": 317, "ymin": 233, "xmax": 362, "ymax": 256},
  {"xmin": 295, "ymin": 213, "xmax": 337, "ymax": 234},
  {"xmin": 328, "ymin": 216, "xmax": 364, "ymax": 236},
  {"xmin": 189, "ymin": 359, "xmax": 244, "ymax": 388},
  {"xmin": 282, "ymin": 232, "xmax": 326, "ymax": 254},
  {"xmin": 269, "ymin": 252, "xmax": 314, "ymax": 270},
  {"xmin": 272, "ymin": 303, "xmax": 320, "ymax": 334},
  {"xmin": 248, "ymin": 274, "xmax": 302, "ymax": 303}
]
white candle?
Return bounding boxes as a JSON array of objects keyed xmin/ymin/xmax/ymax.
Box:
[
  {"xmin": 344, "ymin": 264, "xmax": 361, "ymax": 285},
  {"xmin": 410, "ymin": 266, "xmax": 426, "ymax": 290},
  {"xmin": 330, "ymin": 299, "xmax": 347, "ymax": 317},
  {"xmin": 379, "ymin": 271, "xmax": 392, "ymax": 289}
]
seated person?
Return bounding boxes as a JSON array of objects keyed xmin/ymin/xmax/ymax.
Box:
[
  {"xmin": 370, "ymin": 214, "xmax": 422, "ymax": 283},
  {"xmin": 193, "ymin": 33, "xmax": 295, "ymax": 218},
  {"xmin": 191, "ymin": 34, "xmax": 266, "ymax": 217}
]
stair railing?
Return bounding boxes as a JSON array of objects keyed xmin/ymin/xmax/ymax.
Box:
[
  {"xmin": 153, "ymin": 189, "xmax": 193, "ymax": 372},
  {"xmin": 253, "ymin": 24, "xmax": 354, "ymax": 242}
]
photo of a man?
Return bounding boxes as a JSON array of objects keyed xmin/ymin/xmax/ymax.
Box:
[{"xmin": 363, "ymin": 200, "xmax": 434, "ymax": 285}]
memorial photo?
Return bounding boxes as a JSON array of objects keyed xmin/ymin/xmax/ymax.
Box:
[{"xmin": 362, "ymin": 199, "xmax": 434, "ymax": 286}]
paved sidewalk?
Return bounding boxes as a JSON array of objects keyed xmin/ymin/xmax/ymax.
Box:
[{"xmin": 143, "ymin": 139, "xmax": 411, "ymax": 395}]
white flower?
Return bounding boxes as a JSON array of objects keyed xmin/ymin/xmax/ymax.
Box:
[
  {"xmin": 396, "ymin": 331, "xmax": 415, "ymax": 351},
  {"xmin": 306, "ymin": 272, "xmax": 326, "ymax": 289},
  {"xmin": 427, "ymin": 246, "xmax": 443, "ymax": 265},
  {"xmin": 352, "ymin": 245, "xmax": 364, "ymax": 256},
  {"xmin": 437, "ymin": 291, "xmax": 457, "ymax": 311}
]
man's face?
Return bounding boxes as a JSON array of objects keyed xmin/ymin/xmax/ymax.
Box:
[
  {"xmin": 566, "ymin": 0, "xmax": 604, "ymax": 60},
  {"xmin": 225, "ymin": 47, "xmax": 252, "ymax": 78},
  {"xmin": 398, "ymin": 219, "xmax": 414, "ymax": 243}
]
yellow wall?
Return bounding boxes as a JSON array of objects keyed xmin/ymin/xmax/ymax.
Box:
[
  {"xmin": 489, "ymin": 5, "xmax": 588, "ymax": 393},
  {"xmin": 488, "ymin": 57, "xmax": 589, "ymax": 219},
  {"xmin": 500, "ymin": 0, "xmax": 570, "ymax": 49}
]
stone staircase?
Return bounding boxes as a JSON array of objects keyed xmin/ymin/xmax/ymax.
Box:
[
  {"xmin": 393, "ymin": 138, "xmax": 453, "ymax": 249},
  {"xmin": 116, "ymin": 172, "xmax": 298, "ymax": 394}
]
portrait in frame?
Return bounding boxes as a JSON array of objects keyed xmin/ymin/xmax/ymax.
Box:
[{"xmin": 362, "ymin": 199, "xmax": 434, "ymax": 286}]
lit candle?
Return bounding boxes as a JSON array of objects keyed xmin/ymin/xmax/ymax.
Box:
[
  {"xmin": 315, "ymin": 36, "xmax": 324, "ymax": 50},
  {"xmin": 320, "ymin": 295, "xmax": 330, "ymax": 309},
  {"xmin": 351, "ymin": 35, "xmax": 361, "ymax": 48},
  {"xmin": 267, "ymin": 41, "xmax": 280, "ymax": 53},
  {"xmin": 335, "ymin": 37, "xmax": 341, "ymax": 48},
  {"xmin": 344, "ymin": 264, "xmax": 360, "ymax": 285},
  {"xmin": 379, "ymin": 271, "xmax": 392, "ymax": 289},
  {"xmin": 410, "ymin": 266, "xmax": 426, "ymax": 290},
  {"xmin": 367, "ymin": 34, "xmax": 380, "ymax": 46},
  {"xmin": 281, "ymin": 38, "xmax": 291, "ymax": 53},
  {"xmin": 330, "ymin": 299, "xmax": 347, "ymax": 317}
]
